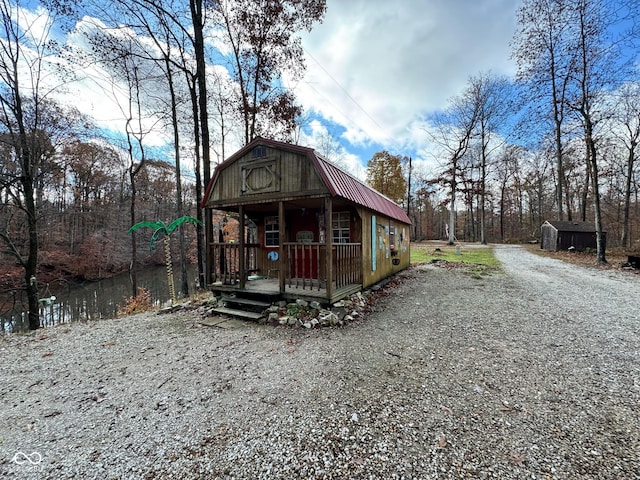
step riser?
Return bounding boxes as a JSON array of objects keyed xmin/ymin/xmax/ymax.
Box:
[
  {"xmin": 220, "ymin": 294, "xmax": 272, "ymax": 315},
  {"xmin": 212, "ymin": 306, "xmax": 264, "ymax": 321}
]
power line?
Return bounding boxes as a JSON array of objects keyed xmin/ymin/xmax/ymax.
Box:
[
  {"xmin": 301, "ymin": 79, "xmax": 363, "ymax": 133},
  {"xmin": 303, "ymin": 46, "xmax": 387, "ymax": 136}
]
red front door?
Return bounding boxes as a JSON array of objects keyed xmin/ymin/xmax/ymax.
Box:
[{"xmin": 289, "ymin": 210, "xmax": 320, "ymax": 279}]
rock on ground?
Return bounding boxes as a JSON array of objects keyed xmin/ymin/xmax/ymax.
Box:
[{"xmin": 0, "ymin": 245, "xmax": 638, "ymax": 479}]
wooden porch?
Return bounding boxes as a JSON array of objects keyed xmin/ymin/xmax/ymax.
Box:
[{"xmin": 208, "ymin": 242, "xmax": 363, "ymax": 304}]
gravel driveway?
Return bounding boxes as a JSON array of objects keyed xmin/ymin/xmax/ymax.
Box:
[{"xmin": 1, "ymin": 245, "xmax": 639, "ymax": 479}]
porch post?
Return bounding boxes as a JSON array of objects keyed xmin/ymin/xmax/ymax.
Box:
[
  {"xmin": 238, "ymin": 205, "xmax": 245, "ymax": 289},
  {"xmin": 278, "ymin": 201, "xmax": 285, "ymax": 294},
  {"xmin": 325, "ymin": 196, "xmax": 333, "ymax": 300},
  {"xmin": 204, "ymin": 207, "xmax": 211, "ymax": 286}
]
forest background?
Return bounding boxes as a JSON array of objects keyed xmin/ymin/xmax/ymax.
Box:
[{"xmin": 2, "ymin": 0, "xmax": 640, "ymax": 330}]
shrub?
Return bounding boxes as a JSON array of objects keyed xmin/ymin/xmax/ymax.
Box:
[{"xmin": 117, "ymin": 287, "xmax": 153, "ymax": 317}]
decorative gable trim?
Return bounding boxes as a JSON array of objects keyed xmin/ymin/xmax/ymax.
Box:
[{"xmin": 240, "ymin": 157, "xmax": 280, "ymax": 195}]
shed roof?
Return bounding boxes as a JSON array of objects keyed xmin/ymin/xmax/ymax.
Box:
[
  {"xmin": 203, "ymin": 137, "xmax": 411, "ymax": 225},
  {"xmin": 542, "ymin": 221, "xmax": 605, "ymax": 233}
]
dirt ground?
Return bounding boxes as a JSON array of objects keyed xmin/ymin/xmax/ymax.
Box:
[{"xmin": 1, "ymin": 244, "xmax": 638, "ymax": 479}]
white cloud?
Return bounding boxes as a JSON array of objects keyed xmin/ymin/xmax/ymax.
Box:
[
  {"xmin": 13, "ymin": 1, "xmax": 521, "ymax": 173},
  {"xmin": 296, "ymin": 0, "xmax": 520, "ymax": 155},
  {"xmin": 15, "ymin": 4, "xmax": 54, "ymax": 46},
  {"xmin": 299, "ymin": 120, "xmax": 367, "ymax": 180}
]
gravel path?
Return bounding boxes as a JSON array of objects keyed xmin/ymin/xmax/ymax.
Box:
[{"xmin": 1, "ymin": 245, "xmax": 638, "ymax": 479}]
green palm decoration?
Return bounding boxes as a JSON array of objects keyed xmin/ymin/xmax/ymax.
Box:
[{"xmin": 128, "ymin": 216, "xmax": 202, "ymax": 303}]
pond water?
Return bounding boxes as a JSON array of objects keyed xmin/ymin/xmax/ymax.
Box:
[{"xmin": 0, "ymin": 265, "xmax": 198, "ymax": 332}]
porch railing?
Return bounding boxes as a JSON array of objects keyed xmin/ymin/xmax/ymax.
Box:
[
  {"xmin": 209, "ymin": 242, "xmax": 362, "ymax": 291},
  {"xmin": 284, "ymin": 242, "xmax": 362, "ymax": 291},
  {"xmin": 284, "ymin": 242, "xmax": 322, "ymax": 290},
  {"xmin": 334, "ymin": 243, "xmax": 362, "ymax": 288},
  {"xmin": 209, "ymin": 243, "xmax": 259, "ymax": 284}
]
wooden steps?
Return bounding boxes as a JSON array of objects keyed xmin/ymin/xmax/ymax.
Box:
[
  {"xmin": 213, "ymin": 293, "xmax": 272, "ymax": 321},
  {"xmin": 211, "ymin": 306, "xmax": 264, "ymax": 321},
  {"xmin": 221, "ymin": 295, "xmax": 271, "ymax": 309}
]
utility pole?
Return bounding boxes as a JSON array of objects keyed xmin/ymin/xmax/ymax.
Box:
[{"xmin": 406, "ymin": 156, "xmax": 412, "ymax": 217}]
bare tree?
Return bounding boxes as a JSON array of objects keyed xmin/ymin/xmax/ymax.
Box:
[
  {"xmin": 84, "ymin": 28, "xmax": 165, "ymax": 292},
  {"xmin": 213, "ymin": 0, "xmax": 327, "ymax": 144},
  {"xmin": 44, "ymin": 0, "xmax": 214, "ymax": 290},
  {"xmin": 124, "ymin": 1, "xmax": 197, "ymax": 297},
  {"xmin": 188, "ymin": 0, "xmax": 213, "ymax": 289},
  {"xmin": 132, "ymin": 0, "xmax": 214, "ymax": 290},
  {"xmin": 124, "ymin": 0, "xmax": 215, "ymax": 289},
  {"xmin": 513, "ymin": 0, "xmax": 576, "ymax": 221},
  {"xmin": 468, "ymin": 72, "xmax": 511, "ymax": 244},
  {"xmin": 315, "ymin": 130, "xmax": 342, "ymax": 164},
  {"xmin": 0, "ymin": 2, "xmax": 90, "ymax": 328},
  {"xmin": 496, "ymin": 145, "xmax": 523, "ymax": 241},
  {"xmin": 611, "ymin": 81, "xmax": 640, "ymax": 247},
  {"xmin": 568, "ymin": 0, "xmax": 631, "ymax": 263},
  {"xmin": 427, "ymin": 82, "xmax": 480, "ymax": 245}
]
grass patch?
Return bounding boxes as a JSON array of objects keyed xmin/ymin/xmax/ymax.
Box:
[
  {"xmin": 411, "ymin": 243, "xmax": 502, "ymax": 278},
  {"xmin": 411, "ymin": 244, "xmax": 500, "ymax": 266}
]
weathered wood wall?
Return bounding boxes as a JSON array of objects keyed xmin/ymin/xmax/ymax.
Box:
[
  {"xmin": 205, "ymin": 142, "xmax": 412, "ymax": 291},
  {"xmin": 206, "ymin": 147, "xmax": 329, "ymax": 207},
  {"xmin": 360, "ymin": 208, "xmax": 411, "ymax": 288}
]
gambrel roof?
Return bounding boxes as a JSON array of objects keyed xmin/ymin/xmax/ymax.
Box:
[{"xmin": 202, "ymin": 137, "xmax": 411, "ymax": 225}]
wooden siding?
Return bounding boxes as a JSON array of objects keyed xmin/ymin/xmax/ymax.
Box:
[
  {"xmin": 360, "ymin": 207, "xmax": 411, "ymax": 288},
  {"xmin": 205, "ymin": 147, "xmax": 329, "ymax": 207},
  {"xmin": 203, "ymin": 139, "xmax": 412, "ymax": 302},
  {"xmin": 540, "ymin": 221, "xmax": 605, "ymax": 252}
]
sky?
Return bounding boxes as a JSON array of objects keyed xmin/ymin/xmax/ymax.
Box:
[
  {"xmin": 14, "ymin": 0, "xmax": 522, "ymax": 181},
  {"xmin": 294, "ymin": 0, "xmax": 521, "ymax": 178}
]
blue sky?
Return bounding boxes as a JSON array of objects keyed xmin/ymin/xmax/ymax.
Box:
[
  {"xmin": 16, "ymin": 0, "xmax": 520, "ymax": 180},
  {"xmin": 16, "ymin": 0, "xmax": 639, "ymax": 183},
  {"xmin": 294, "ymin": 0, "xmax": 521, "ymax": 177}
]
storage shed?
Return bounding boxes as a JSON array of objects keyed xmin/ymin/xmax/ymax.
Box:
[
  {"xmin": 540, "ymin": 221, "xmax": 605, "ymax": 252},
  {"xmin": 201, "ymin": 137, "xmax": 411, "ymax": 304}
]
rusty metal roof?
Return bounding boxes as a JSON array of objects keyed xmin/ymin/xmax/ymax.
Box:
[
  {"xmin": 311, "ymin": 151, "xmax": 411, "ymax": 225},
  {"xmin": 203, "ymin": 137, "xmax": 411, "ymax": 225}
]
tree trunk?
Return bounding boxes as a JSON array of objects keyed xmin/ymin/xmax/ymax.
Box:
[
  {"xmin": 500, "ymin": 181, "xmax": 506, "ymax": 241},
  {"xmin": 191, "ymin": 0, "xmax": 213, "ymax": 288},
  {"xmin": 621, "ymin": 146, "xmax": 635, "ymax": 247},
  {"xmin": 165, "ymin": 53, "xmax": 189, "ymax": 297},
  {"xmin": 586, "ymin": 126, "xmax": 606, "ymax": 264},
  {"xmin": 480, "ymin": 152, "xmax": 487, "ymax": 245},
  {"xmin": 448, "ymin": 166, "xmax": 456, "ymax": 245},
  {"xmin": 188, "ymin": 77, "xmax": 205, "ymax": 289},
  {"xmin": 129, "ymin": 167, "xmax": 138, "ymax": 296},
  {"xmin": 580, "ymin": 149, "xmax": 591, "ymax": 222},
  {"xmin": 23, "ymin": 174, "xmax": 40, "ymax": 330},
  {"xmin": 555, "ymin": 117, "xmax": 565, "ymax": 221}
]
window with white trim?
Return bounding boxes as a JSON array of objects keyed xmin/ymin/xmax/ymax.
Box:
[
  {"xmin": 265, "ymin": 216, "xmax": 279, "ymax": 246},
  {"xmin": 332, "ymin": 211, "xmax": 350, "ymax": 243}
]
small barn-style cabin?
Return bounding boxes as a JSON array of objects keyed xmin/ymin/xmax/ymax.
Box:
[
  {"xmin": 540, "ymin": 220, "xmax": 606, "ymax": 252},
  {"xmin": 201, "ymin": 137, "xmax": 411, "ymax": 304}
]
